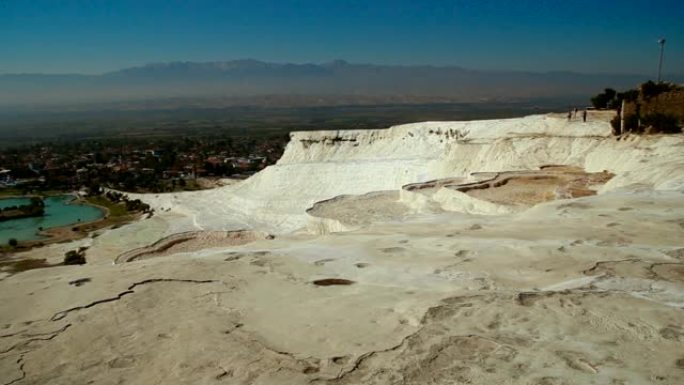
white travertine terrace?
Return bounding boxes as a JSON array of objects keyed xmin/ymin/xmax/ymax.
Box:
[
  {"xmin": 2, "ymin": 113, "xmax": 683, "ymax": 384},
  {"xmin": 134, "ymin": 113, "xmax": 684, "ymax": 234}
]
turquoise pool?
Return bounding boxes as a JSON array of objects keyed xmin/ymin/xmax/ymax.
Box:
[
  {"xmin": 0, "ymin": 195, "xmax": 105, "ymax": 244},
  {"xmin": 0, "ymin": 198, "xmax": 31, "ymax": 210}
]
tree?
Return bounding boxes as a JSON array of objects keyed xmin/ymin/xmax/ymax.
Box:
[
  {"xmin": 604, "ymin": 88, "xmax": 616, "ymax": 101},
  {"xmin": 617, "ymin": 89, "xmax": 639, "ymax": 103},
  {"xmin": 590, "ymin": 88, "xmax": 617, "ymax": 109}
]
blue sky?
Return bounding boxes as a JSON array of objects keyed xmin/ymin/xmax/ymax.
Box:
[{"xmin": 2, "ymin": 0, "xmax": 683, "ymax": 75}]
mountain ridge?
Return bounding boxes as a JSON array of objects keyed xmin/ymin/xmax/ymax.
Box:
[{"xmin": 1, "ymin": 59, "xmax": 681, "ymax": 108}]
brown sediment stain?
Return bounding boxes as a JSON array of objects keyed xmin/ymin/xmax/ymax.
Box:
[
  {"xmin": 0, "ymin": 258, "xmax": 53, "ymax": 275},
  {"xmin": 115, "ymin": 230, "xmax": 269, "ymax": 263},
  {"xmin": 517, "ymin": 292, "xmax": 556, "ymax": 306},
  {"xmin": 676, "ymin": 358, "xmax": 684, "ymax": 369},
  {"xmin": 555, "ymin": 351, "xmax": 599, "ymax": 374},
  {"xmin": 651, "ymin": 263, "xmax": 684, "ymax": 282},
  {"xmin": 437, "ymin": 167, "xmax": 614, "ymax": 207},
  {"xmin": 664, "ymin": 248, "xmax": 684, "ymax": 261},
  {"xmin": 380, "ymin": 247, "xmax": 405, "ymax": 253},
  {"xmin": 659, "ymin": 325, "xmax": 684, "ymax": 341},
  {"xmin": 582, "ymin": 258, "xmax": 684, "ymax": 282}
]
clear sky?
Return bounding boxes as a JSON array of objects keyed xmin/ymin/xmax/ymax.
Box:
[{"xmin": 2, "ymin": 0, "xmax": 683, "ymax": 75}]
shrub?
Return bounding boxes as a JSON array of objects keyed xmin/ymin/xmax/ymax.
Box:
[
  {"xmin": 640, "ymin": 81, "xmax": 675, "ymax": 100},
  {"xmin": 610, "ymin": 116, "xmax": 620, "ymax": 135},
  {"xmin": 609, "ymin": 114, "xmax": 641, "ymax": 135},
  {"xmin": 625, "ymin": 114, "xmax": 641, "ymax": 133},
  {"xmin": 64, "ymin": 250, "xmax": 86, "ymax": 265},
  {"xmin": 8, "ymin": 238, "xmax": 18, "ymax": 247},
  {"xmin": 642, "ymin": 113, "xmax": 681, "ymax": 134}
]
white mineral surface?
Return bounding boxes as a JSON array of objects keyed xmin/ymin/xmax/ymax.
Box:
[{"xmin": 2, "ymin": 113, "xmax": 683, "ymax": 385}]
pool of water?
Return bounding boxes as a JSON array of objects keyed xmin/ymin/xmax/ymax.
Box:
[
  {"xmin": 0, "ymin": 198, "xmax": 30, "ymax": 210},
  {"xmin": 0, "ymin": 195, "xmax": 105, "ymax": 244}
]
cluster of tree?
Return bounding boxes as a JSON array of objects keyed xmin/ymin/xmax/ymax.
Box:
[
  {"xmin": 104, "ymin": 190, "xmax": 125, "ymax": 202},
  {"xmin": 591, "ymin": 81, "xmax": 679, "ymax": 110},
  {"xmin": 591, "ymin": 81, "xmax": 682, "ymax": 135},
  {"xmin": 640, "ymin": 81, "xmax": 678, "ymax": 100},
  {"xmin": 0, "ymin": 197, "xmax": 45, "ymax": 221},
  {"xmin": 103, "ymin": 190, "xmax": 153, "ymax": 214},
  {"xmin": 104, "ymin": 191, "xmax": 153, "ymax": 214},
  {"xmin": 590, "ymin": 88, "xmax": 639, "ymax": 110},
  {"xmin": 125, "ymin": 198, "xmax": 150, "ymax": 213}
]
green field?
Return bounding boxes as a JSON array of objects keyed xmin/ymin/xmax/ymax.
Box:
[{"xmin": 85, "ymin": 196, "xmax": 128, "ymax": 217}]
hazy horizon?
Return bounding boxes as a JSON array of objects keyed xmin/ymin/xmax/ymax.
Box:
[
  {"xmin": 3, "ymin": 59, "xmax": 681, "ymax": 109},
  {"xmin": 4, "ymin": 0, "xmax": 683, "ymax": 76},
  {"xmin": 2, "ymin": 58, "xmax": 683, "ymax": 77}
]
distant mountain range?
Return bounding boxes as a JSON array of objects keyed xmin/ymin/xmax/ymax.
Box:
[{"xmin": 1, "ymin": 59, "xmax": 681, "ymax": 109}]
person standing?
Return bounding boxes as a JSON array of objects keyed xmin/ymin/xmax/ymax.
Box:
[{"xmin": 582, "ymin": 109, "xmax": 587, "ymax": 122}]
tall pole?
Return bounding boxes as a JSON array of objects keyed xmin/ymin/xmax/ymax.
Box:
[
  {"xmin": 620, "ymin": 98, "xmax": 625, "ymax": 135},
  {"xmin": 657, "ymin": 38, "xmax": 666, "ymax": 83}
]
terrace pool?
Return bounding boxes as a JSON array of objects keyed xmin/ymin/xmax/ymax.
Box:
[{"xmin": 0, "ymin": 195, "xmax": 104, "ymax": 244}]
